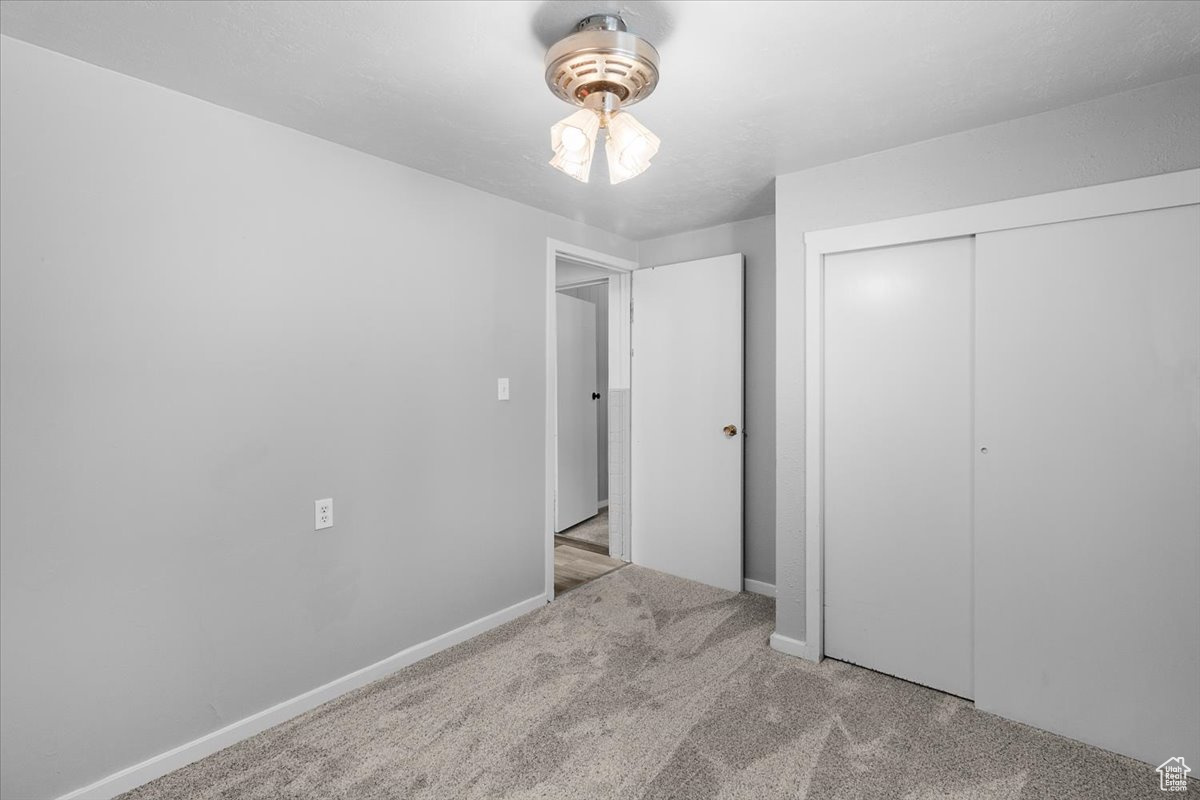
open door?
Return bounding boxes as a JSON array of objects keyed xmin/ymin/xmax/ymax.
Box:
[
  {"xmin": 555, "ymin": 293, "xmax": 599, "ymax": 532},
  {"xmin": 631, "ymin": 254, "xmax": 744, "ymax": 592}
]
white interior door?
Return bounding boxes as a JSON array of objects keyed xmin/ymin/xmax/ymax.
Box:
[
  {"xmin": 556, "ymin": 293, "xmax": 599, "ymax": 532},
  {"xmin": 631, "ymin": 255, "xmax": 743, "ymax": 592},
  {"xmin": 823, "ymin": 237, "xmax": 975, "ymax": 698},
  {"xmin": 974, "ymin": 205, "xmax": 1200, "ymax": 766}
]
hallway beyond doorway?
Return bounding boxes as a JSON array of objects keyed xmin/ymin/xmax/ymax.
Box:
[
  {"xmin": 553, "ymin": 538, "xmax": 623, "ymax": 595},
  {"xmin": 556, "ymin": 507, "xmax": 608, "ymax": 551}
]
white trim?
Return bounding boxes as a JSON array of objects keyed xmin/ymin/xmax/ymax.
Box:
[
  {"xmin": 556, "ymin": 277, "xmax": 610, "ymax": 291},
  {"xmin": 597, "ymin": 499, "xmax": 609, "ymax": 509},
  {"xmin": 546, "ymin": 239, "xmax": 637, "ymax": 600},
  {"xmin": 743, "ymin": 579, "xmax": 776, "ymax": 597},
  {"xmin": 803, "ymin": 230, "xmax": 825, "ymax": 664},
  {"xmin": 793, "ymin": 168, "xmax": 1200, "ymax": 665},
  {"xmin": 804, "ymin": 168, "xmax": 1200, "ymax": 253},
  {"xmin": 549, "ymin": 240, "xmax": 637, "ymax": 274},
  {"xmin": 55, "ymin": 593, "xmax": 546, "ymax": 800},
  {"xmin": 769, "ymin": 632, "xmax": 820, "ymax": 661}
]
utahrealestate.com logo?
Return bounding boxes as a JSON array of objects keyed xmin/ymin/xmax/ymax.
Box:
[{"xmin": 1157, "ymin": 757, "xmax": 1191, "ymax": 792}]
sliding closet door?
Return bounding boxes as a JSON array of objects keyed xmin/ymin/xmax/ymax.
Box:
[
  {"xmin": 974, "ymin": 205, "xmax": 1200, "ymax": 766},
  {"xmin": 823, "ymin": 237, "xmax": 974, "ymax": 698}
]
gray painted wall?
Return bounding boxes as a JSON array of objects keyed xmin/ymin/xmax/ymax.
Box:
[
  {"xmin": 556, "ymin": 280, "xmax": 609, "ymax": 504},
  {"xmin": 0, "ymin": 37, "xmax": 635, "ymax": 800},
  {"xmin": 638, "ymin": 216, "xmax": 776, "ymax": 587},
  {"xmin": 773, "ymin": 73, "xmax": 1200, "ymax": 642}
]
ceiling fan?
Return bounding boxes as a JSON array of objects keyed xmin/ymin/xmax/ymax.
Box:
[{"xmin": 544, "ymin": 14, "xmax": 661, "ymax": 185}]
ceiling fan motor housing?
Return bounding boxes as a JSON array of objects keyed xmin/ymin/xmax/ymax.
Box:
[{"xmin": 544, "ymin": 14, "xmax": 660, "ymax": 117}]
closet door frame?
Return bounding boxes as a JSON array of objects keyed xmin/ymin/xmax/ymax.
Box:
[{"xmin": 770, "ymin": 168, "xmax": 1200, "ymax": 663}]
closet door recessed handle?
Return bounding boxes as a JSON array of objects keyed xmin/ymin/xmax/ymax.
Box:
[{"xmin": 592, "ymin": 392, "xmax": 601, "ymax": 400}]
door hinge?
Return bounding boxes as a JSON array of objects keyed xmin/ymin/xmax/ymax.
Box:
[{"xmin": 629, "ymin": 300, "xmax": 634, "ymax": 323}]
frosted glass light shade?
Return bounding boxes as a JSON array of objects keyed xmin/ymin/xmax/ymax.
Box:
[
  {"xmin": 605, "ymin": 111, "xmax": 660, "ymax": 184},
  {"xmin": 549, "ymin": 148, "xmax": 593, "ymax": 182},
  {"xmin": 550, "ymin": 109, "xmax": 601, "ymax": 183}
]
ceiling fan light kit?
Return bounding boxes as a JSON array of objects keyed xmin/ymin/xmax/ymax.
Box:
[
  {"xmin": 549, "ymin": 108, "xmax": 600, "ymax": 183},
  {"xmin": 545, "ymin": 14, "xmax": 661, "ymax": 184}
]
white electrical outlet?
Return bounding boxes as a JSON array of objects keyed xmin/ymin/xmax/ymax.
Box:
[
  {"xmin": 497, "ymin": 377, "xmax": 510, "ymax": 401},
  {"xmin": 315, "ymin": 498, "xmax": 333, "ymax": 530}
]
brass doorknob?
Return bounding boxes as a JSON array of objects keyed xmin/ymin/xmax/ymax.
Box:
[{"xmin": 724, "ymin": 424, "xmax": 738, "ymax": 438}]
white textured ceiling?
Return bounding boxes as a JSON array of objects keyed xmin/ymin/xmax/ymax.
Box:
[{"xmin": 3, "ymin": 1, "xmax": 1199, "ymax": 240}]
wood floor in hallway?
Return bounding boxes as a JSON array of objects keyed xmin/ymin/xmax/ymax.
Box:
[{"xmin": 553, "ymin": 539, "xmax": 624, "ymax": 595}]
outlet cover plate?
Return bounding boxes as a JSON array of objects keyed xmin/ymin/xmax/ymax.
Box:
[{"xmin": 315, "ymin": 498, "xmax": 333, "ymax": 530}]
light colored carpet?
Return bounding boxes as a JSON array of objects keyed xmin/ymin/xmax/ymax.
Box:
[
  {"xmin": 557, "ymin": 507, "xmax": 608, "ymax": 549},
  {"xmin": 122, "ymin": 566, "xmax": 1180, "ymax": 799}
]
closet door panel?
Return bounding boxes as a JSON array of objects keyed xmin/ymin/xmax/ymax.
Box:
[
  {"xmin": 974, "ymin": 204, "xmax": 1200, "ymax": 766},
  {"xmin": 823, "ymin": 236, "xmax": 975, "ymax": 699}
]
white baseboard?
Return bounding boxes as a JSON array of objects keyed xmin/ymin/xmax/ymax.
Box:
[
  {"xmin": 57, "ymin": 593, "xmax": 548, "ymax": 800},
  {"xmin": 742, "ymin": 579, "xmax": 776, "ymax": 597},
  {"xmin": 597, "ymin": 499, "xmax": 609, "ymax": 509},
  {"xmin": 769, "ymin": 632, "xmax": 822, "ymax": 662}
]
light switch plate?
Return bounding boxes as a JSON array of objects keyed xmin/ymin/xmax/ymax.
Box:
[
  {"xmin": 497, "ymin": 378, "xmax": 510, "ymax": 401},
  {"xmin": 315, "ymin": 498, "xmax": 333, "ymax": 530}
]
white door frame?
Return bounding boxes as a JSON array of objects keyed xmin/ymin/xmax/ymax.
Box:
[
  {"xmin": 770, "ymin": 167, "xmax": 1200, "ymax": 662},
  {"xmin": 545, "ymin": 239, "xmax": 636, "ymax": 601}
]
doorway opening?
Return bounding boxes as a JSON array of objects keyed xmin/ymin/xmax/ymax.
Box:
[
  {"xmin": 555, "ymin": 271, "xmax": 617, "ymax": 592},
  {"xmin": 544, "ymin": 240, "xmax": 635, "ymax": 600}
]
